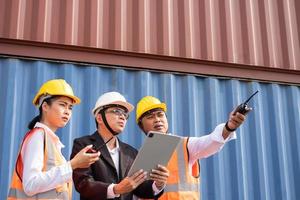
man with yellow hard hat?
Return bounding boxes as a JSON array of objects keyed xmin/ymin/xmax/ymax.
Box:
[{"xmin": 136, "ymin": 96, "xmax": 247, "ymax": 200}]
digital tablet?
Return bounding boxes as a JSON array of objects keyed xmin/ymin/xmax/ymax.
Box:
[{"xmin": 128, "ymin": 131, "xmax": 181, "ymax": 178}]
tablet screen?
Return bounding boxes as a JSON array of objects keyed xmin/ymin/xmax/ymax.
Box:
[{"xmin": 128, "ymin": 131, "xmax": 182, "ymax": 178}]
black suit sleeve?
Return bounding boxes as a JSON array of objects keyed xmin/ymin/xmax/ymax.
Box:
[{"xmin": 70, "ymin": 138, "xmax": 110, "ymax": 199}]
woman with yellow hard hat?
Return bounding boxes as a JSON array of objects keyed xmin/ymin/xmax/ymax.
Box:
[{"xmin": 8, "ymin": 79, "xmax": 100, "ymax": 200}]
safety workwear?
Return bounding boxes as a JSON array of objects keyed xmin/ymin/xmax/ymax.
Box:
[
  {"xmin": 8, "ymin": 128, "xmax": 72, "ymax": 200},
  {"xmin": 136, "ymin": 96, "xmax": 167, "ymax": 123},
  {"xmin": 32, "ymin": 79, "xmax": 80, "ymax": 106},
  {"xmin": 142, "ymin": 138, "xmax": 200, "ymax": 200},
  {"xmin": 92, "ymin": 92, "xmax": 134, "ymax": 116}
]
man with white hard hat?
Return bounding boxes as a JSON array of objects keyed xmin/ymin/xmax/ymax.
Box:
[{"xmin": 71, "ymin": 92, "xmax": 169, "ymax": 200}]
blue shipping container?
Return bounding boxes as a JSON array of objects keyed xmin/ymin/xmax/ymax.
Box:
[{"xmin": 0, "ymin": 57, "xmax": 299, "ymax": 200}]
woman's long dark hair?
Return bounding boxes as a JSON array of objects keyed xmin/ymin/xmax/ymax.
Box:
[{"xmin": 27, "ymin": 96, "xmax": 58, "ymax": 129}]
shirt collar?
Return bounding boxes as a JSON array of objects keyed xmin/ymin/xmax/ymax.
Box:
[
  {"xmin": 108, "ymin": 137, "xmax": 120, "ymax": 154},
  {"xmin": 34, "ymin": 122, "xmax": 65, "ymax": 148}
]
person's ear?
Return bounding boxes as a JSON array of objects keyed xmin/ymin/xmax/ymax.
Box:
[
  {"xmin": 96, "ymin": 113, "xmax": 103, "ymax": 125},
  {"xmin": 41, "ymin": 102, "xmax": 49, "ymax": 113},
  {"xmin": 138, "ymin": 121, "xmax": 147, "ymax": 135},
  {"xmin": 138, "ymin": 122, "xmax": 143, "ymax": 129}
]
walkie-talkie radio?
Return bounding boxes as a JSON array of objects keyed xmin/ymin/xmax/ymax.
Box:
[{"xmin": 234, "ymin": 90, "xmax": 259, "ymax": 115}]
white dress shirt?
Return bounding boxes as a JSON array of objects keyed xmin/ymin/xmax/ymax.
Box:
[
  {"xmin": 188, "ymin": 123, "xmax": 236, "ymax": 171},
  {"xmin": 21, "ymin": 122, "xmax": 73, "ymax": 196}
]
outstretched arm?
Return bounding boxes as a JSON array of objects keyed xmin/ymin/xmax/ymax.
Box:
[{"xmin": 188, "ymin": 110, "xmax": 246, "ymax": 165}]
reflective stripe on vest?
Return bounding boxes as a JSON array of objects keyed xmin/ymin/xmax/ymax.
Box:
[
  {"xmin": 8, "ymin": 128, "xmax": 71, "ymax": 200},
  {"xmin": 164, "ymin": 183, "xmax": 199, "ymax": 192},
  {"xmin": 43, "ymin": 128, "xmax": 72, "ymax": 198},
  {"xmin": 160, "ymin": 137, "xmax": 200, "ymax": 200}
]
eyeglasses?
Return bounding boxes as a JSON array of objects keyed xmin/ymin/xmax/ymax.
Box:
[{"xmin": 105, "ymin": 108, "xmax": 129, "ymax": 119}]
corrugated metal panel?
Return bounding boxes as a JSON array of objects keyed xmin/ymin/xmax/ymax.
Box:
[
  {"xmin": 0, "ymin": 0, "xmax": 299, "ymax": 71},
  {"xmin": 0, "ymin": 57, "xmax": 299, "ymax": 200}
]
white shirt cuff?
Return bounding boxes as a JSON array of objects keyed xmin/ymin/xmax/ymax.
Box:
[
  {"xmin": 65, "ymin": 161, "xmax": 73, "ymax": 174},
  {"xmin": 60, "ymin": 161, "xmax": 73, "ymax": 182},
  {"xmin": 107, "ymin": 183, "xmax": 120, "ymax": 198},
  {"xmin": 211, "ymin": 123, "xmax": 237, "ymax": 144},
  {"xmin": 152, "ymin": 182, "xmax": 165, "ymax": 195}
]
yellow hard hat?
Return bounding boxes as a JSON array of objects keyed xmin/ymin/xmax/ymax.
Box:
[
  {"xmin": 136, "ymin": 96, "xmax": 167, "ymax": 123},
  {"xmin": 32, "ymin": 79, "xmax": 81, "ymax": 106}
]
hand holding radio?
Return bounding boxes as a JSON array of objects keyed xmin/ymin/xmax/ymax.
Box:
[
  {"xmin": 225, "ymin": 91, "xmax": 259, "ymax": 132},
  {"xmin": 233, "ymin": 90, "xmax": 259, "ymax": 115}
]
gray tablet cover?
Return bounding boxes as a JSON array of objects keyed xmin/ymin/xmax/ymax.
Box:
[{"xmin": 128, "ymin": 131, "xmax": 181, "ymax": 178}]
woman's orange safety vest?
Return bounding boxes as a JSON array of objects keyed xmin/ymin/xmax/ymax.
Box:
[
  {"xmin": 7, "ymin": 128, "xmax": 72, "ymax": 200},
  {"xmin": 141, "ymin": 137, "xmax": 200, "ymax": 200}
]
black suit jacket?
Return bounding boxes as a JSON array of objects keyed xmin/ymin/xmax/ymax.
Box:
[{"xmin": 70, "ymin": 131, "xmax": 162, "ymax": 200}]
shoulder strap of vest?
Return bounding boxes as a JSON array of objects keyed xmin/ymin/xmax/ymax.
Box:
[
  {"xmin": 186, "ymin": 137, "xmax": 191, "ymax": 161},
  {"xmin": 186, "ymin": 137, "xmax": 200, "ymax": 178},
  {"xmin": 15, "ymin": 127, "xmax": 45, "ymax": 181}
]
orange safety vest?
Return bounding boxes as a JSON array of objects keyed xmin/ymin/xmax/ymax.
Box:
[
  {"xmin": 141, "ymin": 137, "xmax": 200, "ymax": 200},
  {"xmin": 7, "ymin": 128, "xmax": 72, "ymax": 200}
]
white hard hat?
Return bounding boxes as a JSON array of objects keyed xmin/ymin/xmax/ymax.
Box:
[{"xmin": 92, "ymin": 92, "xmax": 134, "ymax": 116}]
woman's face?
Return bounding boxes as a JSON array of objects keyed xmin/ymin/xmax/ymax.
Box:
[{"xmin": 42, "ymin": 96, "xmax": 74, "ymax": 131}]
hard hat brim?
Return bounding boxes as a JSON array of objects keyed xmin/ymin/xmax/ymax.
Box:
[
  {"xmin": 136, "ymin": 103, "xmax": 167, "ymax": 123},
  {"xmin": 33, "ymin": 93, "xmax": 81, "ymax": 106},
  {"xmin": 93, "ymin": 100, "xmax": 134, "ymax": 116}
]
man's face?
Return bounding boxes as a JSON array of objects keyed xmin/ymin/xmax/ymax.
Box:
[
  {"xmin": 98, "ymin": 106, "xmax": 129, "ymax": 133},
  {"xmin": 140, "ymin": 110, "xmax": 168, "ymax": 134}
]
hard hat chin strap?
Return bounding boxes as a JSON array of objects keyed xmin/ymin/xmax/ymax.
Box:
[{"xmin": 100, "ymin": 109, "xmax": 120, "ymax": 136}]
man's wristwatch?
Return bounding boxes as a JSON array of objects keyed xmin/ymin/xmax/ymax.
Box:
[{"xmin": 225, "ymin": 121, "xmax": 236, "ymax": 132}]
